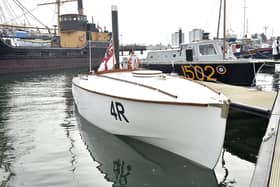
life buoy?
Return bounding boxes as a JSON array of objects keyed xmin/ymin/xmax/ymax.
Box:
[
  {"xmin": 79, "ymin": 34, "xmax": 84, "ymax": 42},
  {"xmin": 128, "ymin": 54, "xmax": 140, "ymax": 69}
]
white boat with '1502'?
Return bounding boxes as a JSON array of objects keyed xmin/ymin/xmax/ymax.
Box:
[{"xmin": 72, "ymin": 69, "xmax": 230, "ymax": 169}]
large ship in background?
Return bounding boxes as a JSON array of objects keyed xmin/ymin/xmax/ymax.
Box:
[{"xmin": 0, "ymin": 0, "xmax": 110, "ymax": 75}]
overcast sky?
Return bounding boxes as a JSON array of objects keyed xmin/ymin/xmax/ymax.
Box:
[{"xmin": 7, "ymin": 0, "xmax": 280, "ymax": 45}]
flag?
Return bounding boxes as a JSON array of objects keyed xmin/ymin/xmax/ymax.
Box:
[
  {"xmin": 97, "ymin": 24, "xmax": 103, "ymax": 32},
  {"xmin": 97, "ymin": 40, "xmax": 115, "ymax": 71}
]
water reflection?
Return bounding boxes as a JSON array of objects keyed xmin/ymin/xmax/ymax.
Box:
[
  {"xmin": 59, "ymin": 73, "xmax": 78, "ymax": 173},
  {"xmin": 224, "ymin": 110, "xmax": 268, "ymax": 163},
  {"xmin": 77, "ymin": 104, "xmax": 269, "ymax": 187},
  {"xmin": 215, "ymin": 108, "xmax": 269, "ymax": 186},
  {"xmin": 0, "ymin": 77, "xmax": 18, "ymax": 185},
  {"xmin": 0, "ymin": 70, "xmax": 273, "ymax": 187},
  {"xmin": 0, "ymin": 70, "xmax": 105, "ymax": 187},
  {"xmin": 0, "ymin": 72, "xmax": 71, "ymax": 185},
  {"xmin": 77, "ymin": 113, "xmax": 220, "ymax": 187}
]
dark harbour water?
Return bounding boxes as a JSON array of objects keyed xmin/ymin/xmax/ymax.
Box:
[{"xmin": 0, "ymin": 70, "xmax": 271, "ymax": 187}]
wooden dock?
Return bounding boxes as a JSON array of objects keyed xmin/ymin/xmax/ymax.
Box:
[
  {"xmin": 202, "ymin": 81, "xmax": 280, "ymax": 187},
  {"xmin": 202, "ymin": 81, "xmax": 277, "ymax": 117},
  {"xmin": 250, "ymin": 91, "xmax": 280, "ymax": 187},
  {"xmin": 269, "ymin": 94, "xmax": 280, "ymax": 186}
]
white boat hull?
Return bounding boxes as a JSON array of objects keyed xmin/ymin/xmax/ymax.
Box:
[
  {"xmin": 78, "ymin": 114, "xmax": 219, "ymax": 186},
  {"xmin": 72, "ymin": 71, "xmax": 228, "ymax": 169}
]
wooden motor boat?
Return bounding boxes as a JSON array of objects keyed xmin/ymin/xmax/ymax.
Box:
[{"xmin": 72, "ymin": 69, "xmax": 230, "ymax": 169}]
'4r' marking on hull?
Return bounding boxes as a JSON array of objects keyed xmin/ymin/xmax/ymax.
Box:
[{"xmin": 110, "ymin": 101, "xmax": 129, "ymax": 123}]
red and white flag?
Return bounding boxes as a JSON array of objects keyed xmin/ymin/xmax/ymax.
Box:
[
  {"xmin": 97, "ymin": 40, "xmax": 115, "ymax": 71},
  {"xmin": 97, "ymin": 24, "xmax": 103, "ymax": 32}
]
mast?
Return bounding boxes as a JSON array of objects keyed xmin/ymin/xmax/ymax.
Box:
[
  {"xmin": 77, "ymin": 0, "xmax": 84, "ymax": 15},
  {"xmin": 216, "ymin": 0, "xmax": 222, "ymax": 39},
  {"xmin": 223, "ymin": 0, "xmax": 226, "ymax": 59},
  {"xmin": 243, "ymin": 0, "xmax": 247, "ymax": 37},
  {"xmin": 38, "ymin": 0, "xmax": 76, "ymax": 36},
  {"xmin": 57, "ymin": 0, "xmax": 61, "ymax": 35}
]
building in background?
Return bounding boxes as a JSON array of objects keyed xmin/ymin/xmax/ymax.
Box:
[
  {"xmin": 172, "ymin": 28, "xmax": 185, "ymax": 46},
  {"xmin": 189, "ymin": 29, "xmax": 210, "ymax": 43}
]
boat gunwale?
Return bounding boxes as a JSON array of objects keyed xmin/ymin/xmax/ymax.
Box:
[{"xmin": 72, "ymin": 77, "xmax": 225, "ymax": 108}]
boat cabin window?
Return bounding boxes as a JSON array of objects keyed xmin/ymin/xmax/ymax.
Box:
[
  {"xmin": 61, "ymin": 15, "xmax": 86, "ymax": 22},
  {"xmin": 199, "ymin": 44, "xmax": 217, "ymax": 55}
]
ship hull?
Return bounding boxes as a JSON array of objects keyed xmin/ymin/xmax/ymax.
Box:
[
  {"xmin": 0, "ymin": 56, "xmax": 101, "ymax": 74},
  {"xmin": 0, "ymin": 39, "xmax": 108, "ymax": 74},
  {"xmin": 141, "ymin": 61, "xmax": 275, "ymax": 86}
]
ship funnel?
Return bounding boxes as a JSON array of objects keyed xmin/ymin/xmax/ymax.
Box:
[{"xmin": 77, "ymin": 0, "xmax": 84, "ymax": 15}]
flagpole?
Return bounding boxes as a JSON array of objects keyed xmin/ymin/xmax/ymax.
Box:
[{"xmin": 89, "ymin": 40, "xmax": 92, "ymax": 72}]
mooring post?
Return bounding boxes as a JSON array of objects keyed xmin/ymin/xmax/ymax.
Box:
[{"xmin": 111, "ymin": 5, "xmax": 120, "ymax": 69}]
